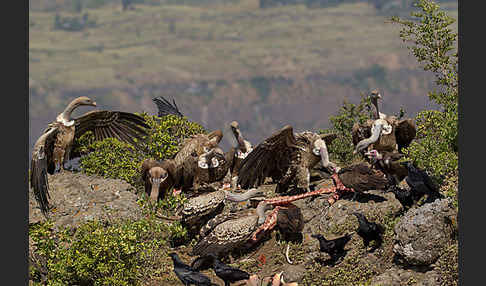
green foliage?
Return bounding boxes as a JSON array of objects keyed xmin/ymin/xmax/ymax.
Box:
[
  {"xmin": 319, "ymin": 93, "xmax": 374, "ymax": 165},
  {"xmin": 29, "ymin": 217, "xmax": 169, "ymax": 286},
  {"xmin": 75, "ymin": 113, "xmax": 205, "ymax": 188},
  {"xmin": 391, "ymin": 0, "xmax": 458, "ymax": 183}
]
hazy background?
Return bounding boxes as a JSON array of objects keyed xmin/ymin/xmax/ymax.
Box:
[{"xmin": 29, "ymin": 0, "xmax": 458, "ymax": 155}]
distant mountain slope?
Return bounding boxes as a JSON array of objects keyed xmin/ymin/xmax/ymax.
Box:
[{"xmin": 28, "ymin": 1, "xmax": 457, "ymax": 155}]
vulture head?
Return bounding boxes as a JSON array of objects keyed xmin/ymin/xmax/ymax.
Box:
[
  {"xmin": 369, "ymin": 89, "xmax": 382, "ymax": 106},
  {"xmin": 364, "ymin": 149, "xmax": 384, "ymax": 164},
  {"xmin": 313, "ymin": 138, "xmax": 340, "ymax": 174},
  {"xmin": 148, "ymin": 166, "xmax": 169, "ymax": 201},
  {"xmin": 197, "ymin": 147, "xmax": 226, "ymax": 169},
  {"xmin": 73, "ymin": 96, "xmax": 97, "ymax": 108}
]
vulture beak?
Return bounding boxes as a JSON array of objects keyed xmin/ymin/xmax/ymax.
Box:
[{"xmin": 92, "ymin": 101, "xmax": 97, "ymax": 107}]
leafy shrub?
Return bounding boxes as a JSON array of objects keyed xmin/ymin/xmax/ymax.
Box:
[
  {"xmin": 319, "ymin": 93, "xmax": 374, "ymax": 165},
  {"xmin": 391, "ymin": 0, "xmax": 458, "ymax": 184},
  {"xmin": 29, "ymin": 217, "xmax": 169, "ymax": 286},
  {"xmin": 75, "ymin": 113, "xmax": 205, "ymax": 188}
]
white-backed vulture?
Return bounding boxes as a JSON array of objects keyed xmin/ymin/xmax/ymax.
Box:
[
  {"xmin": 237, "ymin": 125, "xmax": 337, "ymax": 194},
  {"xmin": 352, "ymin": 90, "xmax": 416, "ymax": 154},
  {"xmin": 141, "ymin": 158, "xmax": 178, "ymax": 202},
  {"xmin": 30, "ymin": 96, "xmax": 150, "ymax": 217}
]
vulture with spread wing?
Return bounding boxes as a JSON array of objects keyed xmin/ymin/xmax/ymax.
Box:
[
  {"xmin": 352, "ymin": 90, "xmax": 416, "ymax": 154},
  {"xmin": 237, "ymin": 125, "xmax": 337, "ymax": 194},
  {"xmin": 30, "ymin": 96, "xmax": 150, "ymax": 217}
]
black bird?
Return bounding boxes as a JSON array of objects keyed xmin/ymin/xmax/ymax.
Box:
[
  {"xmin": 311, "ymin": 233, "xmax": 352, "ymax": 263},
  {"xmin": 352, "ymin": 213, "xmax": 383, "ymax": 250},
  {"xmin": 389, "ymin": 185, "xmax": 414, "ymax": 209},
  {"xmin": 168, "ymin": 253, "xmax": 217, "ymax": 286},
  {"xmin": 211, "ymin": 254, "xmax": 250, "ymax": 286},
  {"xmin": 403, "ymin": 162, "xmax": 443, "ymax": 203}
]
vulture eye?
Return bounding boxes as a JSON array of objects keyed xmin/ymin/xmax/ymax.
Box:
[
  {"xmin": 198, "ymin": 160, "xmax": 209, "ymax": 169},
  {"xmin": 210, "ymin": 158, "xmax": 220, "ymax": 168},
  {"xmin": 312, "ymin": 148, "xmax": 321, "ymax": 156}
]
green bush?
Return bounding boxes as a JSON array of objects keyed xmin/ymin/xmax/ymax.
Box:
[
  {"xmin": 391, "ymin": 0, "xmax": 458, "ymax": 184},
  {"xmin": 75, "ymin": 113, "xmax": 205, "ymax": 188},
  {"xmin": 319, "ymin": 93, "xmax": 374, "ymax": 165},
  {"xmin": 29, "ymin": 217, "xmax": 169, "ymax": 286}
]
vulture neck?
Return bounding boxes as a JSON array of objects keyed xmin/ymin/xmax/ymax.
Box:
[
  {"xmin": 57, "ymin": 100, "xmax": 82, "ymax": 125},
  {"xmin": 372, "ymin": 99, "xmax": 380, "ymax": 120},
  {"xmin": 233, "ymin": 129, "xmax": 247, "ymax": 153}
]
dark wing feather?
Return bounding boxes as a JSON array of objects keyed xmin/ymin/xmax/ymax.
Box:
[
  {"xmin": 338, "ymin": 163, "xmax": 388, "ymax": 192},
  {"xmin": 153, "ymin": 96, "xmax": 184, "ymax": 118},
  {"xmin": 237, "ymin": 125, "xmax": 299, "ymax": 189},
  {"xmin": 74, "ymin": 110, "xmax": 150, "ymax": 149},
  {"xmin": 352, "ymin": 120, "xmax": 373, "ymax": 146},
  {"xmin": 395, "ymin": 119, "xmax": 416, "ymax": 152},
  {"xmin": 30, "ymin": 127, "xmax": 59, "ymax": 217},
  {"xmin": 320, "ymin": 133, "xmax": 338, "ymax": 146}
]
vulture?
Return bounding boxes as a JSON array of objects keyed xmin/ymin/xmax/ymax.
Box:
[
  {"xmin": 237, "ymin": 125, "xmax": 338, "ymax": 194},
  {"xmin": 153, "ymin": 96, "xmax": 254, "ymax": 190},
  {"xmin": 141, "ymin": 158, "xmax": 178, "ymax": 202},
  {"xmin": 30, "ymin": 96, "xmax": 150, "ymax": 217},
  {"xmin": 192, "ymin": 146, "xmax": 235, "ymax": 192},
  {"xmin": 193, "ymin": 188, "xmax": 332, "ymax": 259},
  {"xmin": 152, "ymin": 96, "xmax": 226, "ymax": 192},
  {"xmin": 228, "ymin": 120, "xmax": 253, "ymax": 190},
  {"xmin": 352, "ymin": 90, "xmax": 416, "ymax": 154},
  {"xmin": 176, "ymin": 188, "xmax": 264, "ymax": 236},
  {"xmin": 364, "ymin": 149, "xmax": 408, "ymax": 186}
]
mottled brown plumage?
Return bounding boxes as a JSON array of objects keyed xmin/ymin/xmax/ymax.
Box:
[
  {"xmin": 365, "ymin": 150, "xmax": 409, "ymax": 185},
  {"xmin": 179, "ymin": 188, "xmax": 263, "ymax": 236},
  {"xmin": 193, "ymin": 147, "xmax": 234, "ymax": 191},
  {"xmin": 30, "ymin": 96, "xmax": 150, "ymax": 217},
  {"xmin": 237, "ymin": 125, "xmax": 337, "ymax": 194},
  {"xmin": 337, "ymin": 162, "xmax": 389, "ymax": 193},
  {"xmin": 141, "ymin": 159, "xmax": 178, "ymax": 202}
]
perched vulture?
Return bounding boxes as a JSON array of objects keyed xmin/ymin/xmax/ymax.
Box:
[
  {"xmin": 141, "ymin": 158, "xmax": 178, "ymax": 202},
  {"xmin": 177, "ymin": 188, "xmax": 264, "ymax": 236},
  {"xmin": 152, "ymin": 96, "xmax": 225, "ymax": 192},
  {"xmin": 364, "ymin": 149, "xmax": 409, "ymax": 186},
  {"xmin": 30, "ymin": 96, "xmax": 150, "ymax": 217},
  {"xmin": 352, "ymin": 90, "xmax": 416, "ymax": 154},
  {"xmin": 336, "ymin": 162, "xmax": 389, "ymax": 195},
  {"xmin": 192, "ymin": 146, "xmax": 234, "ymax": 191},
  {"xmin": 237, "ymin": 125, "xmax": 337, "ymax": 194},
  {"xmin": 228, "ymin": 121, "xmax": 253, "ymax": 190}
]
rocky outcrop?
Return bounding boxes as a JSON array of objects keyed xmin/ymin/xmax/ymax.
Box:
[
  {"xmin": 393, "ymin": 198, "xmax": 457, "ymax": 266},
  {"xmin": 369, "ymin": 267, "xmax": 441, "ymax": 286},
  {"xmin": 29, "ymin": 172, "xmax": 143, "ymax": 230}
]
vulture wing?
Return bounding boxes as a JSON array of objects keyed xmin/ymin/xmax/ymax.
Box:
[
  {"xmin": 338, "ymin": 163, "xmax": 388, "ymax": 192},
  {"xmin": 73, "ymin": 110, "xmax": 150, "ymax": 149},
  {"xmin": 351, "ymin": 120, "xmax": 373, "ymax": 146},
  {"xmin": 30, "ymin": 127, "xmax": 59, "ymax": 217},
  {"xmin": 237, "ymin": 125, "xmax": 300, "ymax": 189},
  {"xmin": 152, "ymin": 96, "xmax": 184, "ymax": 118},
  {"xmin": 395, "ymin": 119, "xmax": 416, "ymax": 152}
]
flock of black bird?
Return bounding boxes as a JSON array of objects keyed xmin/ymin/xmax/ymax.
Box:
[{"xmin": 30, "ymin": 89, "xmax": 444, "ymax": 285}]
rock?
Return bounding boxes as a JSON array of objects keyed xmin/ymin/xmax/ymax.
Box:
[
  {"xmin": 393, "ymin": 198, "xmax": 457, "ymax": 266},
  {"xmin": 29, "ymin": 171, "xmax": 143, "ymax": 230},
  {"xmin": 281, "ymin": 264, "xmax": 306, "ymax": 283},
  {"xmin": 301, "ymin": 189, "xmax": 403, "ymax": 237},
  {"xmin": 369, "ymin": 267, "xmax": 441, "ymax": 286}
]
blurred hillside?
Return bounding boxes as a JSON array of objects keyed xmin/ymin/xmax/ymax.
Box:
[{"xmin": 29, "ymin": 0, "xmax": 458, "ymax": 153}]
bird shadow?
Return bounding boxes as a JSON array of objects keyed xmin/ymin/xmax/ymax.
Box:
[
  {"xmin": 315, "ymin": 250, "xmax": 349, "ymax": 266},
  {"xmin": 341, "ymin": 192, "xmax": 388, "ymax": 203}
]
